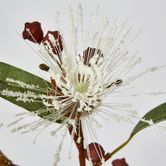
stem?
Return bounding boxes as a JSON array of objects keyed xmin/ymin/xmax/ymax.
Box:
[
  {"xmin": 68, "ymin": 120, "xmax": 86, "ymax": 166},
  {"xmin": 95, "ymin": 136, "xmax": 133, "ymax": 166},
  {"xmin": 0, "ymin": 150, "xmax": 16, "ymax": 166}
]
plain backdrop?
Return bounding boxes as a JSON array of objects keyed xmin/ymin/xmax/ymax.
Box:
[{"xmin": 0, "ymin": 0, "xmax": 166, "ymax": 165}]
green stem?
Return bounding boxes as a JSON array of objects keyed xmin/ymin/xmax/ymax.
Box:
[{"xmin": 95, "ymin": 136, "xmax": 133, "ymax": 166}]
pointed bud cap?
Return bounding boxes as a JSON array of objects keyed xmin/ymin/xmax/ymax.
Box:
[
  {"xmin": 112, "ymin": 158, "xmax": 129, "ymax": 166},
  {"xmin": 22, "ymin": 21, "xmax": 43, "ymax": 43},
  {"xmin": 83, "ymin": 47, "xmax": 103, "ymax": 66},
  {"xmin": 84, "ymin": 142, "xmax": 105, "ymax": 162},
  {"xmin": 42, "ymin": 31, "xmax": 63, "ymax": 55}
]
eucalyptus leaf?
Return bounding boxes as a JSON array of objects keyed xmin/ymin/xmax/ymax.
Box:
[
  {"xmin": 0, "ymin": 62, "xmax": 59, "ymax": 121},
  {"xmin": 131, "ymin": 102, "xmax": 166, "ymax": 137},
  {"xmin": 104, "ymin": 103, "xmax": 166, "ymax": 161},
  {"xmin": 0, "ymin": 80, "xmax": 45, "ymax": 112},
  {"xmin": 0, "ymin": 62, "xmax": 49, "ymax": 89}
]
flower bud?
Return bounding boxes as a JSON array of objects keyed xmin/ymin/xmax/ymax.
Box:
[
  {"xmin": 39, "ymin": 63, "xmax": 50, "ymax": 71},
  {"xmin": 83, "ymin": 47, "xmax": 103, "ymax": 66},
  {"xmin": 42, "ymin": 31, "xmax": 63, "ymax": 55},
  {"xmin": 22, "ymin": 21, "xmax": 43, "ymax": 43},
  {"xmin": 84, "ymin": 142, "xmax": 105, "ymax": 162},
  {"xmin": 112, "ymin": 158, "xmax": 129, "ymax": 166}
]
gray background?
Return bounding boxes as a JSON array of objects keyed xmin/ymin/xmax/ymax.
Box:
[{"xmin": 0, "ymin": 0, "xmax": 166, "ymax": 165}]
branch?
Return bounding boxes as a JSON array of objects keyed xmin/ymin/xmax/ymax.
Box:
[
  {"xmin": 0, "ymin": 150, "xmax": 17, "ymax": 166},
  {"xmin": 68, "ymin": 120, "xmax": 86, "ymax": 166}
]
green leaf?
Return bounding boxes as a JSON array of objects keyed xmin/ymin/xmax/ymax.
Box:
[
  {"xmin": 0, "ymin": 62, "xmax": 49, "ymax": 89},
  {"xmin": 0, "ymin": 80, "xmax": 45, "ymax": 111},
  {"xmin": 103, "ymin": 103, "xmax": 166, "ymax": 161},
  {"xmin": 131, "ymin": 102, "xmax": 166, "ymax": 137},
  {"xmin": 0, "ymin": 62, "xmax": 54, "ymax": 120}
]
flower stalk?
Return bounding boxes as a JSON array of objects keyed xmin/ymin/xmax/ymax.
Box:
[{"xmin": 68, "ymin": 120, "xmax": 86, "ymax": 166}]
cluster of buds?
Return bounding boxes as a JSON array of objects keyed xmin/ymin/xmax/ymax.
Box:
[{"xmin": 22, "ymin": 21, "xmax": 63, "ymax": 71}]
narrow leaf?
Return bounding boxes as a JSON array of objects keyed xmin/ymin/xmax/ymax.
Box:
[
  {"xmin": 0, "ymin": 80, "xmax": 45, "ymax": 112},
  {"xmin": 131, "ymin": 102, "xmax": 166, "ymax": 137},
  {"xmin": 0, "ymin": 62, "xmax": 49, "ymax": 89},
  {"xmin": 0, "ymin": 62, "xmax": 54, "ymax": 120},
  {"xmin": 103, "ymin": 103, "xmax": 166, "ymax": 162}
]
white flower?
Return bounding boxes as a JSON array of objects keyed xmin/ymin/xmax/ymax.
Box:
[
  {"xmin": 35, "ymin": 4, "xmax": 163, "ymax": 126},
  {"xmin": 2, "ymin": 3, "xmax": 165, "ymax": 165},
  {"xmin": 3, "ymin": 3, "xmax": 163, "ymax": 139}
]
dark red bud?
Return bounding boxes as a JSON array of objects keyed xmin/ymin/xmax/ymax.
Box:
[
  {"xmin": 22, "ymin": 21, "xmax": 43, "ymax": 43},
  {"xmin": 39, "ymin": 63, "xmax": 50, "ymax": 71},
  {"xmin": 112, "ymin": 158, "xmax": 129, "ymax": 166},
  {"xmin": 83, "ymin": 47, "xmax": 103, "ymax": 66},
  {"xmin": 42, "ymin": 31, "xmax": 63, "ymax": 55},
  {"xmin": 84, "ymin": 142, "xmax": 105, "ymax": 162}
]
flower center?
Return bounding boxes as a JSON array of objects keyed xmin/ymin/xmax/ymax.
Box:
[{"xmin": 76, "ymin": 83, "xmax": 88, "ymax": 94}]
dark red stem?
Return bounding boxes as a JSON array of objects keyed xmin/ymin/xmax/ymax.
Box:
[{"xmin": 68, "ymin": 120, "xmax": 86, "ymax": 166}]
